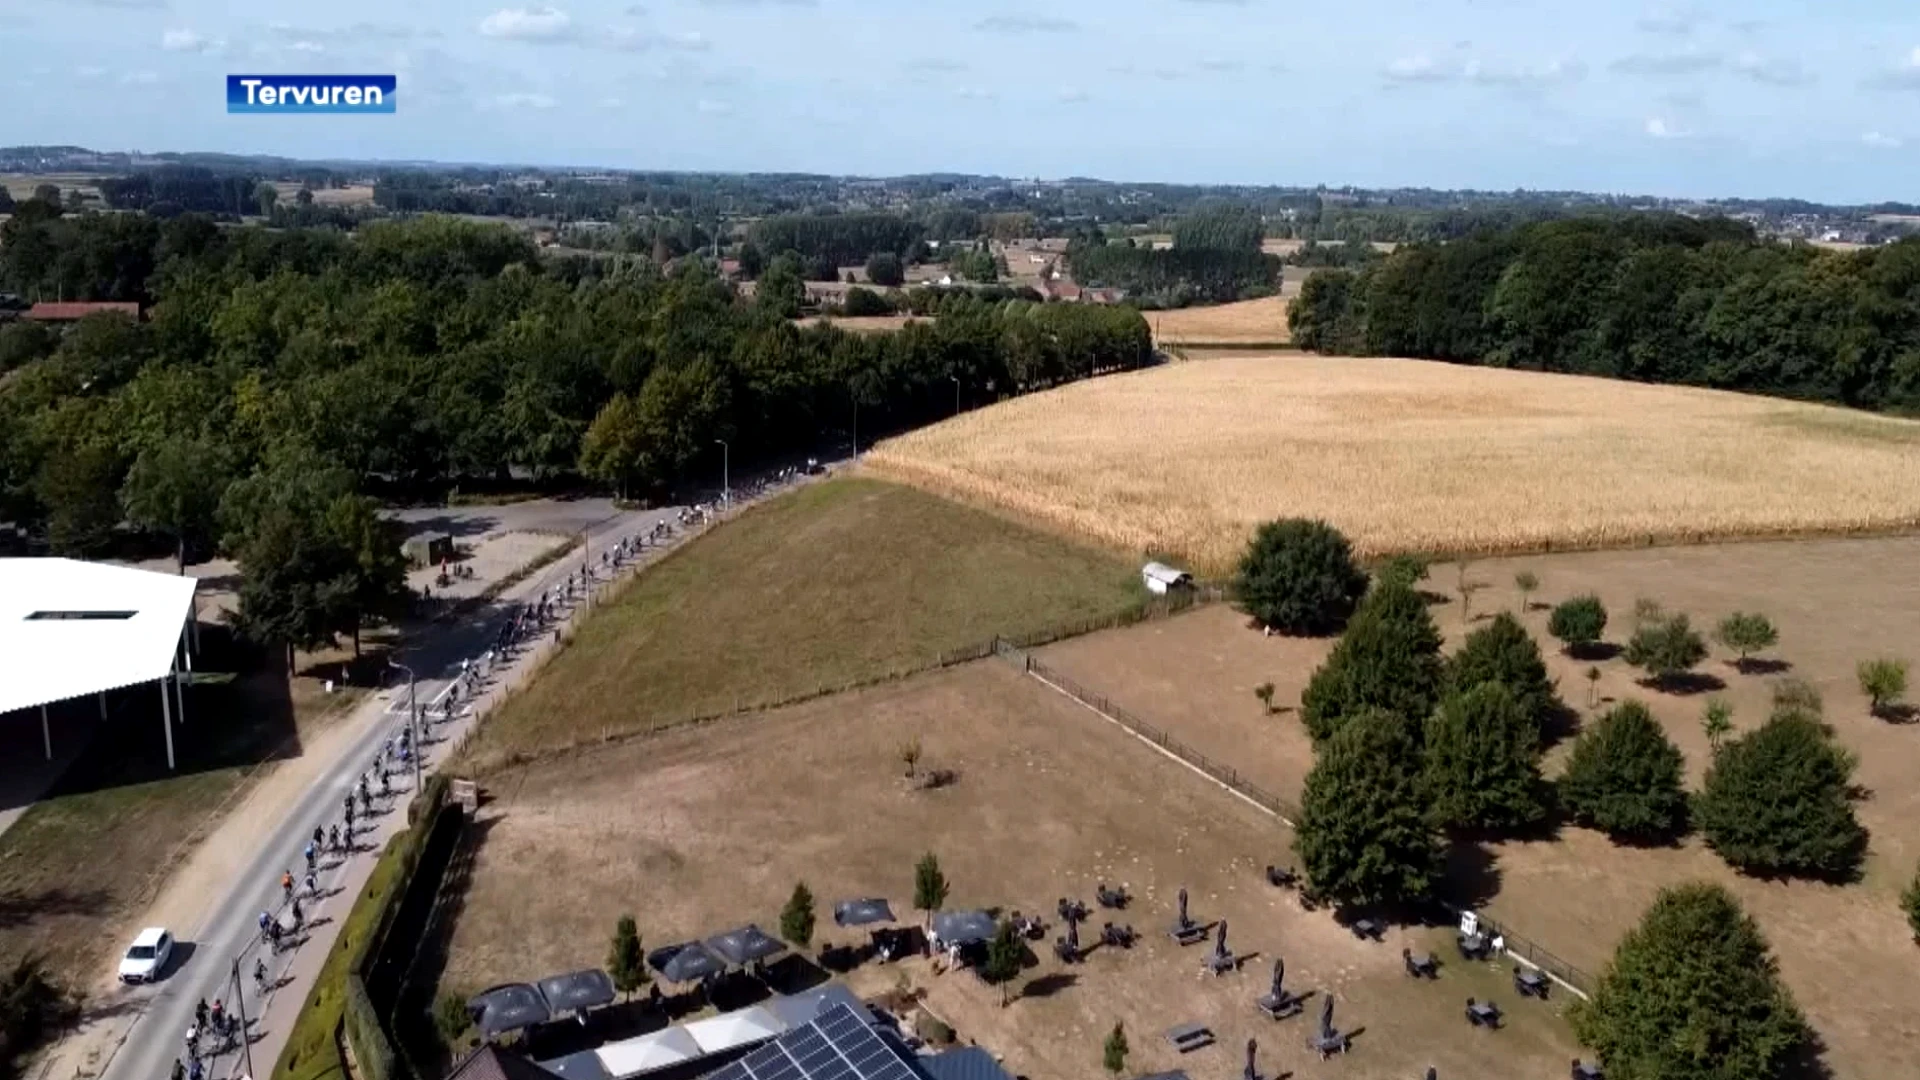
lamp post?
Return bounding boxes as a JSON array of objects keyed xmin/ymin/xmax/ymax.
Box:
[
  {"xmin": 231, "ymin": 957, "xmax": 256, "ymax": 1079},
  {"xmin": 949, "ymin": 374, "xmax": 961, "ymax": 415},
  {"xmin": 714, "ymin": 439, "xmax": 730, "ymax": 506},
  {"xmin": 385, "ymin": 661, "xmax": 423, "ymax": 792}
]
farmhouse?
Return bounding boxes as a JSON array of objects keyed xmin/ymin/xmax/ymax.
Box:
[{"xmin": 1141, "ymin": 561, "xmax": 1193, "ymax": 595}]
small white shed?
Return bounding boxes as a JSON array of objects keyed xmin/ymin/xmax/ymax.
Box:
[{"xmin": 1141, "ymin": 561, "xmax": 1194, "ymax": 595}]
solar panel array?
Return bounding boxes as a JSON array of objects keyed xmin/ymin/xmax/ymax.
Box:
[{"xmin": 704, "ymin": 1004, "xmax": 920, "ymax": 1080}]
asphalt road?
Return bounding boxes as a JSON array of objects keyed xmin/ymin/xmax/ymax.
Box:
[{"xmin": 98, "ymin": 501, "xmax": 672, "ymax": 1080}]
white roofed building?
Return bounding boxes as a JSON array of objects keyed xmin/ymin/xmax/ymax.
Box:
[{"xmin": 0, "ymin": 558, "xmax": 199, "ymax": 769}]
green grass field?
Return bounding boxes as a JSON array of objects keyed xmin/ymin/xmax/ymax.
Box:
[{"xmin": 468, "ymin": 477, "xmax": 1145, "ymax": 762}]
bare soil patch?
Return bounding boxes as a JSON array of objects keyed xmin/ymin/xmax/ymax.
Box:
[
  {"xmin": 443, "ymin": 662, "xmax": 1581, "ymax": 1080},
  {"xmin": 1038, "ymin": 534, "xmax": 1920, "ymax": 1078}
]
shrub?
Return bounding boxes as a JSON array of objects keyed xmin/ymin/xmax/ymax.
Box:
[
  {"xmin": 1445, "ymin": 611, "xmax": 1557, "ymax": 745},
  {"xmin": 1296, "ymin": 707, "xmax": 1442, "ymax": 907},
  {"xmin": 1770, "ymin": 676, "xmax": 1823, "ymax": 716},
  {"xmin": 1695, "ymin": 710, "xmax": 1867, "ymax": 880},
  {"xmin": 1547, "ymin": 594, "xmax": 1607, "ymax": 655},
  {"xmin": 1573, "ymin": 883, "xmax": 1807, "ymax": 1080},
  {"xmin": 1624, "ymin": 612, "xmax": 1708, "ymax": 687},
  {"xmin": 1558, "ymin": 701, "xmax": 1689, "ymax": 843},
  {"xmin": 0, "ymin": 958, "xmax": 75, "ymax": 1078},
  {"xmin": 1513, "ymin": 569, "xmax": 1539, "ymax": 609},
  {"xmin": 1376, "ymin": 554, "xmax": 1428, "ymax": 591},
  {"xmin": 842, "ymin": 286, "xmax": 893, "ymax": 317},
  {"xmin": 433, "ymin": 991, "xmax": 473, "ymax": 1047},
  {"xmin": 1300, "ymin": 581, "xmax": 1444, "ymax": 743},
  {"xmin": 1253, "ymin": 682, "xmax": 1275, "ymax": 713},
  {"xmin": 607, "ymin": 915, "xmax": 646, "ymax": 997},
  {"xmin": 1857, "ymin": 657, "xmax": 1909, "ymax": 718},
  {"xmin": 781, "ymin": 881, "xmax": 817, "ymax": 948},
  {"xmin": 1424, "ymin": 682, "xmax": 1547, "ymax": 834},
  {"xmin": 1701, "ymin": 698, "xmax": 1734, "ymax": 751},
  {"xmin": 1903, "ymin": 863, "xmax": 1920, "ymax": 943},
  {"xmin": 982, "ymin": 918, "xmax": 1023, "ymax": 1003},
  {"xmin": 915, "ymin": 1013, "xmax": 955, "ymax": 1046},
  {"xmin": 1713, "ymin": 612, "xmax": 1779, "ymax": 672},
  {"xmin": 1103, "ymin": 1023, "xmax": 1129, "ymax": 1075},
  {"xmin": 865, "ymin": 251, "xmax": 905, "ymax": 287},
  {"xmin": 1232, "ymin": 518, "xmax": 1369, "ymax": 636}
]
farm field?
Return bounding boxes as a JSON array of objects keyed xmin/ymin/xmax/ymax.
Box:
[
  {"xmin": 441, "ymin": 661, "xmax": 1584, "ymax": 1080},
  {"xmin": 1036, "ymin": 533, "xmax": 1920, "ymax": 1079},
  {"xmin": 865, "ymin": 354, "xmax": 1920, "ymax": 572},
  {"xmin": 1149, "ymin": 290, "xmax": 1296, "ymax": 347},
  {"xmin": 461, "ymin": 477, "xmax": 1143, "ymax": 764}
]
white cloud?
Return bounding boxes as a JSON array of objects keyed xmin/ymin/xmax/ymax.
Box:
[
  {"xmin": 1197, "ymin": 57, "xmax": 1243, "ymax": 74},
  {"xmin": 1057, "ymin": 87, "xmax": 1088, "ymax": 103},
  {"xmin": 480, "ymin": 7, "xmax": 575, "ymax": 41},
  {"xmin": 1732, "ymin": 51, "xmax": 1810, "ymax": 87},
  {"xmin": 1384, "ymin": 54, "xmax": 1451, "ymax": 83},
  {"xmin": 121, "ymin": 71, "xmax": 161, "ymax": 85},
  {"xmin": 1862, "ymin": 131, "xmax": 1903, "ymax": 149},
  {"xmin": 1612, "ymin": 49, "xmax": 1719, "ymax": 75},
  {"xmin": 954, "ymin": 86, "xmax": 996, "ymax": 100},
  {"xmin": 695, "ymin": 98, "xmax": 732, "ymax": 114},
  {"xmin": 161, "ymin": 28, "xmax": 223, "ymax": 53},
  {"xmin": 974, "ymin": 15, "xmax": 1076, "ymax": 34},
  {"xmin": 605, "ymin": 27, "xmax": 709, "ymax": 52},
  {"xmin": 1645, "ymin": 116, "xmax": 1690, "ymax": 139},
  {"xmin": 287, "ymin": 40, "xmax": 325, "ymax": 53},
  {"xmin": 492, "ymin": 91, "xmax": 557, "ymax": 108},
  {"xmin": 597, "ymin": 95, "xmax": 624, "ymax": 108},
  {"xmin": 1867, "ymin": 47, "xmax": 1920, "ymax": 91},
  {"xmin": 1386, "ymin": 51, "xmax": 1583, "ymax": 90},
  {"xmin": 75, "ymin": 65, "xmax": 108, "ymax": 79}
]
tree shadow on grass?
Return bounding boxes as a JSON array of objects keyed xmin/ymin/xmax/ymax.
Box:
[
  {"xmin": 1019, "ymin": 972, "xmax": 1077, "ymax": 1000},
  {"xmin": 1784, "ymin": 1024, "xmax": 1836, "ymax": 1080},
  {"xmin": 1540, "ymin": 701, "xmax": 1583, "ymax": 752},
  {"xmin": 1639, "ymin": 671, "xmax": 1726, "ymax": 696},
  {"xmin": 0, "ymin": 887, "xmax": 112, "ymax": 930},
  {"xmin": 1439, "ymin": 842, "xmax": 1504, "ymax": 912},
  {"xmin": 1728, "ymin": 657, "xmax": 1793, "ymax": 676},
  {"xmin": 1564, "ymin": 642, "xmax": 1622, "ymax": 663},
  {"xmin": 1872, "ymin": 703, "xmax": 1918, "ymax": 725}
]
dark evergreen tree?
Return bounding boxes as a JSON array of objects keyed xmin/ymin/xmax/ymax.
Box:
[
  {"xmin": 1296, "ymin": 707, "xmax": 1442, "ymax": 907},
  {"xmin": 1423, "ymin": 682, "xmax": 1547, "ymax": 833},
  {"xmin": 1445, "ymin": 611, "xmax": 1558, "ymax": 745},
  {"xmin": 1232, "ymin": 518, "xmax": 1369, "ymax": 636},
  {"xmin": 913, "ymin": 852, "xmax": 949, "ymax": 921},
  {"xmin": 1573, "ymin": 884, "xmax": 1807, "ymax": 1080},
  {"xmin": 780, "ymin": 881, "xmax": 816, "ymax": 947},
  {"xmin": 1299, "ymin": 580, "xmax": 1444, "ymax": 743},
  {"xmin": 1558, "ymin": 701, "xmax": 1689, "ymax": 843},
  {"xmin": 1695, "ymin": 710, "xmax": 1867, "ymax": 880},
  {"xmin": 606, "ymin": 915, "xmax": 646, "ymax": 998},
  {"xmin": 1903, "ymin": 863, "xmax": 1920, "ymax": 943}
]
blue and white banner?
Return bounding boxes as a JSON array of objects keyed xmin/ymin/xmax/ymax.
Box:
[{"xmin": 227, "ymin": 75, "xmax": 397, "ymax": 114}]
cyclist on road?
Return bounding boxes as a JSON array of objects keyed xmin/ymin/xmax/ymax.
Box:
[
  {"xmin": 290, "ymin": 897, "xmax": 303, "ymax": 929},
  {"xmin": 257, "ymin": 911, "xmax": 270, "ymax": 934},
  {"xmin": 329, "ymin": 824, "xmax": 341, "ymax": 851},
  {"xmin": 280, "ymin": 869, "xmax": 294, "ymax": 898},
  {"xmin": 304, "ymin": 841, "xmax": 317, "ymax": 872},
  {"xmin": 171, "ymin": 1058, "xmax": 186, "ymax": 1080},
  {"xmin": 194, "ymin": 999, "xmax": 208, "ymax": 1030},
  {"xmin": 210, "ymin": 1000, "xmax": 224, "ymax": 1034},
  {"xmin": 253, "ymin": 958, "xmax": 268, "ymax": 992},
  {"xmin": 305, "ymin": 872, "xmax": 318, "ymax": 897}
]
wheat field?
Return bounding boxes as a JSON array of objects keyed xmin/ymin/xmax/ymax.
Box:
[{"xmin": 865, "ymin": 355, "xmax": 1920, "ymax": 573}]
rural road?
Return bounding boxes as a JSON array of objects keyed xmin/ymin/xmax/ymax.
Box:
[{"xmin": 88, "ymin": 500, "xmax": 675, "ymax": 1080}]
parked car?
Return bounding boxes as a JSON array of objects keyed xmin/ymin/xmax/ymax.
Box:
[{"xmin": 118, "ymin": 927, "xmax": 174, "ymax": 983}]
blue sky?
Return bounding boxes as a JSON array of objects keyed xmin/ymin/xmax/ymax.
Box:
[{"xmin": 4, "ymin": 0, "xmax": 1920, "ymax": 203}]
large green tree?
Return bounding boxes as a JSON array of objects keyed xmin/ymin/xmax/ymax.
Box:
[
  {"xmin": 1695, "ymin": 709, "xmax": 1867, "ymax": 880},
  {"xmin": 1423, "ymin": 682, "xmax": 1547, "ymax": 833},
  {"xmin": 120, "ymin": 435, "xmax": 230, "ymax": 572},
  {"xmin": 1232, "ymin": 518, "xmax": 1369, "ymax": 636},
  {"xmin": 1574, "ymin": 883, "xmax": 1807, "ymax": 1080},
  {"xmin": 1299, "ymin": 580, "xmax": 1444, "ymax": 743},
  {"xmin": 1445, "ymin": 611, "xmax": 1558, "ymax": 745},
  {"xmin": 1558, "ymin": 700, "xmax": 1690, "ymax": 843},
  {"xmin": 1624, "ymin": 611, "xmax": 1709, "ymax": 688},
  {"xmin": 1296, "ymin": 707, "xmax": 1442, "ymax": 907}
]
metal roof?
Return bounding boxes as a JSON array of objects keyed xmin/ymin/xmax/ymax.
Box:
[
  {"xmin": 701, "ymin": 1003, "xmax": 921, "ymax": 1080},
  {"xmin": 596, "ymin": 1026, "xmax": 703, "ymax": 1079},
  {"xmin": 916, "ymin": 1048, "xmax": 1012, "ymax": 1080},
  {"xmin": 0, "ymin": 559, "xmax": 197, "ymax": 715}
]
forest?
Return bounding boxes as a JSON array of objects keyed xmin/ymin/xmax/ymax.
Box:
[
  {"xmin": 1288, "ymin": 215, "xmax": 1920, "ymax": 411},
  {"xmin": 0, "ymin": 199, "xmax": 1150, "ymax": 593}
]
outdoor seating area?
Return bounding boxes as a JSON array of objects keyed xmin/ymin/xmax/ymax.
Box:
[
  {"xmin": 1009, "ymin": 911, "xmax": 1046, "ymax": 940},
  {"xmin": 1057, "ymin": 897, "xmax": 1091, "ymax": 924},
  {"xmin": 1262, "ymin": 865, "xmax": 1298, "ymax": 889},
  {"xmin": 1054, "ymin": 920, "xmax": 1082, "ymax": 964},
  {"xmin": 1401, "ymin": 948, "xmax": 1439, "ymax": 980},
  {"xmin": 1307, "ymin": 996, "xmax": 1350, "ymax": 1060},
  {"xmin": 1347, "ymin": 917, "xmax": 1384, "ymax": 942},
  {"xmin": 1464, "ymin": 998, "xmax": 1503, "ymax": 1030},
  {"xmin": 1166, "ymin": 1022, "xmax": 1217, "ymax": 1054},
  {"xmin": 1203, "ymin": 920, "xmax": 1237, "ymax": 977},
  {"xmin": 1099, "ymin": 922, "xmax": 1137, "ymax": 949},
  {"xmin": 1096, "ymin": 882, "xmax": 1129, "ymax": 909}
]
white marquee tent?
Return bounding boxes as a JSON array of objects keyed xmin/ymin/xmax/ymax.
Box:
[{"xmin": 0, "ymin": 558, "xmax": 199, "ymax": 769}]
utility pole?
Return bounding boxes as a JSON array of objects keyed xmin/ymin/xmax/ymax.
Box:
[
  {"xmin": 714, "ymin": 439, "xmax": 730, "ymax": 506},
  {"xmin": 232, "ymin": 957, "xmax": 255, "ymax": 1079},
  {"xmin": 950, "ymin": 374, "xmax": 961, "ymax": 416}
]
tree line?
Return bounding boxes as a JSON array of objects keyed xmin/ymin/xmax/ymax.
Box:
[
  {"xmin": 1288, "ymin": 214, "xmax": 1920, "ymax": 411},
  {"xmin": 0, "ymin": 202, "xmax": 1150, "ymax": 583},
  {"xmin": 1067, "ymin": 242, "xmax": 1280, "ymax": 307}
]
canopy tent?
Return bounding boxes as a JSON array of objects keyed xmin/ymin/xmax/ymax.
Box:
[
  {"xmin": 683, "ymin": 1006, "xmax": 786, "ymax": 1055},
  {"xmin": 929, "ymin": 910, "xmax": 996, "ymax": 948},
  {"xmin": 0, "ymin": 558, "xmax": 198, "ymax": 768},
  {"xmin": 646, "ymin": 942, "xmax": 724, "ymax": 985},
  {"xmin": 593, "ymin": 1026, "xmax": 703, "ymax": 1080},
  {"xmin": 832, "ymin": 898, "xmax": 895, "ymax": 927},
  {"xmin": 705, "ymin": 925, "xmax": 787, "ymax": 968},
  {"xmin": 469, "ymin": 984, "xmax": 552, "ymax": 1037},
  {"xmin": 536, "ymin": 969, "xmax": 616, "ymax": 1016}
]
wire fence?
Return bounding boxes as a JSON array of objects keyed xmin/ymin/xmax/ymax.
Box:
[{"xmin": 992, "ymin": 639, "xmax": 1597, "ymax": 1000}]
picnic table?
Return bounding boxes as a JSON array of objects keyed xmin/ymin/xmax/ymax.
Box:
[
  {"xmin": 1402, "ymin": 949, "xmax": 1438, "ymax": 979},
  {"xmin": 1167, "ymin": 1022, "xmax": 1216, "ymax": 1054},
  {"xmin": 1465, "ymin": 998, "xmax": 1503, "ymax": 1029},
  {"xmin": 1514, "ymin": 966, "xmax": 1550, "ymax": 999},
  {"xmin": 1349, "ymin": 917, "xmax": 1384, "ymax": 941},
  {"xmin": 1456, "ymin": 931, "xmax": 1491, "ymax": 960}
]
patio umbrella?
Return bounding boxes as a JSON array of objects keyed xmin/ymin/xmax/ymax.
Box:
[
  {"xmin": 832, "ymin": 898, "xmax": 896, "ymax": 927},
  {"xmin": 647, "ymin": 942, "xmax": 725, "ymax": 985}
]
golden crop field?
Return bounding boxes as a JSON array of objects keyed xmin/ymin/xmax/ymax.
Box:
[
  {"xmin": 865, "ymin": 355, "xmax": 1920, "ymax": 572},
  {"xmin": 1149, "ymin": 290, "xmax": 1296, "ymax": 346}
]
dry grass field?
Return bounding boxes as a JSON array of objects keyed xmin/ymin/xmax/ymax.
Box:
[
  {"xmin": 1148, "ymin": 291, "xmax": 1296, "ymax": 347},
  {"xmin": 865, "ymin": 355, "xmax": 1920, "ymax": 572},
  {"xmin": 462, "ymin": 478, "xmax": 1142, "ymax": 764},
  {"xmin": 442, "ymin": 662, "xmax": 1583, "ymax": 1080},
  {"xmin": 1036, "ymin": 534, "xmax": 1920, "ymax": 1079}
]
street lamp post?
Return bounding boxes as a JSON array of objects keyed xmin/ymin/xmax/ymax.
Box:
[
  {"xmin": 949, "ymin": 375, "xmax": 961, "ymax": 415},
  {"xmin": 714, "ymin": 439, "xmax": 730, "ymax": 506},
  {"xmin": 231, "ymin": 957, "xmax": 256, "ymax": 1079},
  {"xmin": 385, "ymin": 661, "xmax": 423, "ymax": 792}
]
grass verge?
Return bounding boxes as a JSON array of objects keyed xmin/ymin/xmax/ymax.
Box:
[{"xmin": 465, "ymin": 477, "xmax": 1145, "ymax": 762}]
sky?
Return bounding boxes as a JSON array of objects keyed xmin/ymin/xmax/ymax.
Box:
[{"xmin": 4, "ymin": 0, "xmax": 1920, "ymax": 204}]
